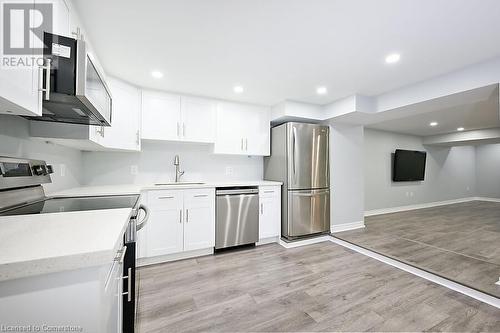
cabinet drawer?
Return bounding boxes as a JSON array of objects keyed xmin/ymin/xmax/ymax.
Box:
[
  {"xmin": 148, "ymin": 190, "xmax": 183, "ymax": 209},
  {"xmin": 259, "ymin": 186, "xmax": 280, "ymax": 197},
  {"xmin": 183, "ymin": 188, "xmax": 214, "ymax": 201}
]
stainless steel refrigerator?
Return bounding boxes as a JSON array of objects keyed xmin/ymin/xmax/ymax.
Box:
[{"xmin": 264, "ymin": 122, "xmax": 330, "ymax": 240}]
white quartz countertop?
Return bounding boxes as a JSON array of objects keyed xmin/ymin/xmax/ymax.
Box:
[
  {"xmin": 53, "ymin": 180, "xmax": 282, "ymax": 197},
  {"xmin": 0, "ymin": 208, "xmax": 132, "ymax": 282}
]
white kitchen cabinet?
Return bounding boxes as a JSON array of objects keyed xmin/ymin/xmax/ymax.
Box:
[
  {"xmin": 0, "ymin": 0, "xmax": 69, "ymax": 117},
  {"xmin": 181, "ymin": 96, "xmax": 216, "ymax": 143},
  {"xmin": 141, "ymin": 91, "xmax": 181, "ymax": 141},
  {"xmin": 146, "ymin": 191, "xmax": 184, "ymax": 257},
  {"xmin": 183, "ymin": 189, "xmax": 216, "ymax": 251},
  {"xmin": 142, "ymin": 188, "xmax": 215, "ymax": 259},
  {"xmin": 214, "ymin": 101, "xmax": 271, "ymax": 156},
  {"xmin": 259, "ymin": 186, "xmax": 281, "ymax": 240},
  {"xmin": 141, "ymin": 92, "xmax": 216, "ymax": 143},
  {"xmin": 101, "ymin": 77, "xmax": 141, "ymax": 151}
]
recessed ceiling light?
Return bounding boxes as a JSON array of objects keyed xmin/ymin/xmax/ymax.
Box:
[
  {"xmin": 457, "ymin": 127, "xmax": 465, "ymax": 131},
  {"xmin": 151, "ymin": 71, "xmax": 163, "ymax": 78},
  {"xmin": 316, "ymin": 86, "xmax": 327, "ymax": 95},
  {"xmin": 233, "ymin": 85, "xmax": 244, "ymax": 94},
  {"xmin": 385, "ymin": 53, "xmax": 401, "ymax": 64},
  {"xmin": 429, "ymin": 122, "xmax": 438, "ymax": 127}
]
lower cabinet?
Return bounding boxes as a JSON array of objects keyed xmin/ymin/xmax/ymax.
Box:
[
  {"xmin": 259, "ymin": 186, "xmax": 281, "ymax": 240},
  {"xmin": 142, "ymin": 188, "xmax": 215, "ymax": 258}
]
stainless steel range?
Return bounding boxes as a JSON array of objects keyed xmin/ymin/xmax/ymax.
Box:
[{"xmin": 0, "ymin": 156, "xmax": 149, "ymax": 333}]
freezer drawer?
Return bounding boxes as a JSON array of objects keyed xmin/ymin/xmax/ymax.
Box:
[
  {"xmin": 286, "ymin": 189, "xmax": 330, "ymax": 238},
  {"xmin": 215, "ymin": 189, "xmax": 259, "ymax": 249}
]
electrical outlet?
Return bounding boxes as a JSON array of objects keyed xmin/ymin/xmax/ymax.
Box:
[
  {"xmin": 225, "ymin": 166, "xmax": 234, "ymax": 176},
  {"xmin": 131, "ymin": 165, "xmax": 139, "ymax": 175},
  {"xmin": 60, "ymin": 164, "xmax": 66, "ymax": 177}
]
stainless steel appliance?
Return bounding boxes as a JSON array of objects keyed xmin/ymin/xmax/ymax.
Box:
[
  {"xmin": 264, "ymin": 122, "xmax": 330, "ymax": 240},
  {"xmin": 0, "ymin": 156, "xmax": 149, "ymax": 333},
  {"xmin": 24, "ymin": 32, "xmax": 112, "ymax": 126},
  {"xmin": 215, "ymin": 187, "xmax": 259, "ymax": 249}
]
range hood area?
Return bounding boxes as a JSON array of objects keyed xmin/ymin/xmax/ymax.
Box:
[{"xmin": 24, "ymin": 33, "xmax": 112, "ymax": 126}]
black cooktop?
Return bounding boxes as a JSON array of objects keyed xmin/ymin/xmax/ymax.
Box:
[{"xmin": 0, "ymin": 195, "xmax": 139, "ymax": 216}]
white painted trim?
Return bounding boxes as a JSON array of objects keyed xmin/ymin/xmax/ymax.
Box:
[
  {"xmin": 137, "ymin": 248, "xmax": 213, "ymax": 267},
  {"xmin": 365, "ymin": 197, "xmax": 476, "ymax": 216},
  {"xmin": 330, "ymin": 237, "xmax": 500, "ymax": 309},
  {"xmin": 257, "ymin": 236, "xmax": 279, "ymax": 246},
  {"xmin": 331, "ymin": 221, "xmax": 365, "ymax": 233},
  {"xmin": 278, "ymin": 235, "xmax": 331, "ymax": 249},
  {"xmin": 474, "ymin": 197, "xmax": 500, "ymax": 203}
]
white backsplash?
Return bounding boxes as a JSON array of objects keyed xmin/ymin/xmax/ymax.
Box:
[{"xmin": 82, "ymin": 141, "xmax": 264, "ymax": 186}]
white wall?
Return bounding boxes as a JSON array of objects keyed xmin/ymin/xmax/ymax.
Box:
[
  {"xmin": 82, "ymin": 141, "xmax": 263, "ymax": 185},
  {"xmin": 0, "ymin": 116, "xmax": 83, "ymax": 194},
  {"xmin": 329, "ymin": 123, "xmax": 365, "ymax": 227},
  {"xmin": 475, "ymin": 143, "xmax": 500, "ymax": 198},
  {"xmin": 364, "ymin": 129, "xmax": 476, "ymax": 211}
]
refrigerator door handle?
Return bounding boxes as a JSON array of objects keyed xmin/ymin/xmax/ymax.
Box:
[{"xmin": 292, "ymin": 126, "xmax": 297, "ymax": 181}]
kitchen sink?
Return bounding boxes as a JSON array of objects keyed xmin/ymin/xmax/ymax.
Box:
[{"xmin": 154, "ymin": 182, "xmax": 205, "ymax": 186}]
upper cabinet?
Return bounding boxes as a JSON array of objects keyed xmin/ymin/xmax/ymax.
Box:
[
  {"xmin": 100, "ymin": 77, "xmax": 141, "ymax": 151},
  {"xmin": 141, "ymin": 91, "xmax": 182, "ymax": 141},
  {"xmin": 0, "ymin": 0, "xmax": 70, "ymax": 117},
  {"xmin": 142, "ymin": 91, "xmax": 216, "ymax": 143},
  {"xmin": 214, "ymin": 101, "xmax": 270, "ymax": 156}
]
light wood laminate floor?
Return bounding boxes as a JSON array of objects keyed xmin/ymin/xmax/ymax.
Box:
[
  {"xmin": 335, "ymin": 200, "xmax": 500, "ymax": 298},
  {"xmin": 136, "ymin": 242, "xmax": 500, "ymax": 332}
]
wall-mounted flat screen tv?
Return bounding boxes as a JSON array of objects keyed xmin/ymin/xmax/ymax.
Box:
[{"xmin": 393, "ymin": 149, "xmax": 427, "ymax": 182}]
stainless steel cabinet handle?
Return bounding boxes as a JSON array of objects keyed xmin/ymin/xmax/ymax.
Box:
[
  {"xmin": 183, "ymin": 123, "xmax": 186, "ymax": 137},
  {"xmin": 122, "ymin": 267, "xmax": 132, "ymax": 302},
  {"xmin": 158, "ymin": 196, "xmax": 174, "ymax": 199},
  {"xmin": 179, "ymin": 210, "xmax": 182, "ymax": 223},
  {"xmin": 292, "ymin": 127, "xmax": 297, "ymax": 180},
  {"xmin": 136, "ymin": 130, "xmax": 140, "ymax": 146},
  {"xmin": 194, "ymin": 194, "xmax": 208, "ymax": 198},
  {"xmin": 177, "ymin": 122, "xmax": 180, "ymax": 137},
  {"xmin": 186, "ymin": 209, "xmax": 189, "ymax": 223},
  {"xmin": 241, "ymin": 138, "xmax": 244, "ymax": 151},
  {"xmin": 245, "ymin": 138, "xmax": 248, "ymax": 151},
  {"xmin": 264, "ymin": 190, "xmax": 275, "ymax": 194},
  {"xmin": 39, "ymin": 59, "xmax": 51, "ymax": 100},
  {"xmin": 260, "ymin": 203, "xmax": 263, "ymax": 214}
]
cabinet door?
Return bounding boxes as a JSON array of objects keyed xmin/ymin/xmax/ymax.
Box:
[
  {"xmin": 245, "ymin": 106, "xmax": 271, "ymax": 156},
  {"xmin": 181, "ymin": 96, "xmax": 216, "ymax": 143},
  {"xmin": 183, "ymin": 189, "xmax": 215, "ymax": 251},
  {"xmin": 0, "ymin": 1, "xmax": 41, "ymax": 117},
  {"xmin": 213, "ymin": 101, "xmax": 248, "ymax": 154},
  {"xmin": 259, "ymin": 187, "xmax": 281, "ymax": 239},
  {"xmin": 146, "ymin": 191, "xmax": 184, "ymax": 257},
  {"xmin": 142, "ymin": 91, "xmax": 181, "ymax": 141},
  {"xmin": 102, "ymin": 77, "xmax": 141, "ymax": 151}
]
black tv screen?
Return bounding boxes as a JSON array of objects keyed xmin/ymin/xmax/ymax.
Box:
[{"xmin": 393, "ymin": 149, "xmax": 427, "ymax": 182}]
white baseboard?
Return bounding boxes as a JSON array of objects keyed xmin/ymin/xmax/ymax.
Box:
[
  {"xmin": 474, "ymin": 196, "xmax": 500, "ymax": 203},
  {"xmin": 365, "ymin": 197, "xmax": 477, "ymax": 216},
  {"xmin": 278, "ymin": 235, "xmax": 331, "ymax": 249},
  {"xmin": 331, "ymin": 221, "xmax": 365, "ymax": 233},
  {"xmin": 330, "ymin": 237, "xmax": 500, "ymax": 309},
  {"xmin": 257, "ymin": 236, "xmax": 279, "ymax": 246},
  {"xmin": 137, "ymin": 247, "xmax": 213, "ymax": 267}
]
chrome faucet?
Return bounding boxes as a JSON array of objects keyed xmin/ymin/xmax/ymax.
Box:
[{"xmin": 173, "ymin": 155, "xmax": 185, "ymax": 182}]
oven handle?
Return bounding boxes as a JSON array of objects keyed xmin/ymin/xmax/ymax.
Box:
[{"xmin": 136, "ymin": 204, "xmax": 150, "ymax": 231}]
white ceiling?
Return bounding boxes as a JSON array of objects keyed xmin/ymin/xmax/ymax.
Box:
[
  {"xmin": 366, "ymin": 84, "xmax": 500, "ymax": 136},
  {"xmin": 74, "ymin": 0, "xmax": 500, "ymax": 106}
]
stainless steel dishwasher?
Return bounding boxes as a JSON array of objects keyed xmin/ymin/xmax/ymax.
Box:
[{"xmin": 215, "ymin": 187, "xmax": 259, "ymax": 249}]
